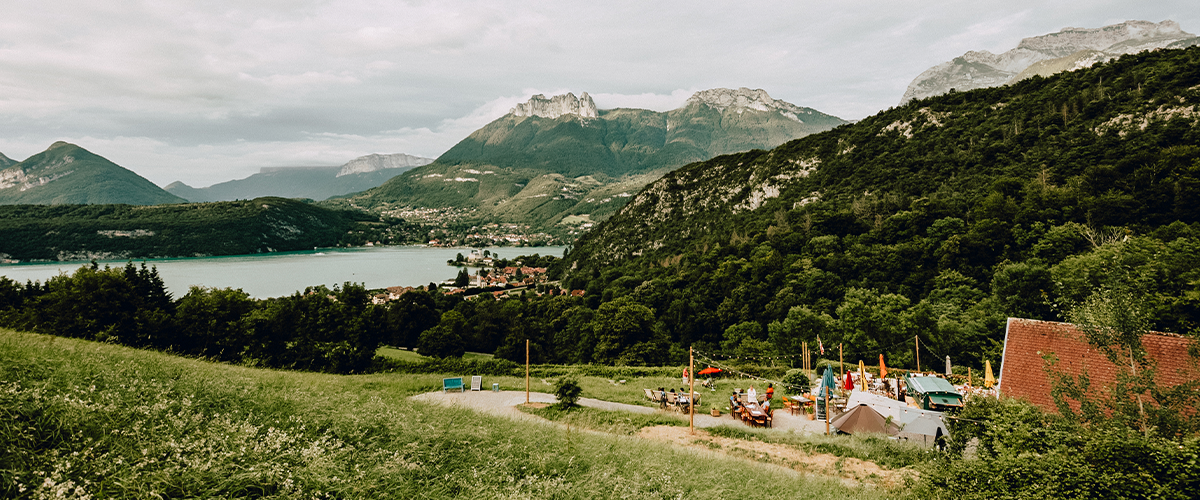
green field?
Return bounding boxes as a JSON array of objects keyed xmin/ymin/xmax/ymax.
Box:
[{"xmin": 1, "ymin": 330, "xmax": 902, "ymax": 499}]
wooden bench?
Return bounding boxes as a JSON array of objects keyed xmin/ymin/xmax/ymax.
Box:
[{"xmin": 443, "ymin": 377, "xmax": 465, "ymax": 393}]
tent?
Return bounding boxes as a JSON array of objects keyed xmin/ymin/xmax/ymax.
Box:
[
  {"xmin": 896, "ymin": 413, "xmax": 951, "ymax": 448},
  {"xmin": 830, "ymin": 404, "xmax": 900, "ymax": 436}
]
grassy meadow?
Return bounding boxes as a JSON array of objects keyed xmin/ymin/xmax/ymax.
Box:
[{"xmin": 2, "ymin": 329, "xmax": 908, "ymax": 499}]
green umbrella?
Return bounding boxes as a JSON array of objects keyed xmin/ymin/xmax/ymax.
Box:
[{"xmin": 820, "ymin": 366, "xmax": 836, "ymax": 399}]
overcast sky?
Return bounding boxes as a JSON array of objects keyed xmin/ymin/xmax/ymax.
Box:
[{"xmin": 1, "ymin": 1, "xmax": 1196, "ymax": 187}]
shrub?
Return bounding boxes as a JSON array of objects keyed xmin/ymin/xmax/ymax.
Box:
[
  {"xmin": 553, "ymin": 377, "xmax": 583, "ymax": 410},
  {"xmin": 781, "ymin": 368, "xmax": 811, "ymax": 394}
]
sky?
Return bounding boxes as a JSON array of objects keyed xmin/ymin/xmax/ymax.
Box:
[{"xmin": 1, "ymin": 1, "xmax": 1196, "ymax": 187}]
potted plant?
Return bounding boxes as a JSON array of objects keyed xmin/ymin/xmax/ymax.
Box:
[
  {"xmin": 710, "ymin": 406, "xmax": 721, "ymax": 417},
  {"xmin": 805, "ymin": 404, "xmax": 815, "ymax": 420}
]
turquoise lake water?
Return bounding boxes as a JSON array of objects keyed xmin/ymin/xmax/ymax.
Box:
[{"xmin": 0, "ymin": 246, "xmax": 566, "ymax": 299}]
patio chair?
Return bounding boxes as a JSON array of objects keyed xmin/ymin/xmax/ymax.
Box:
[
  {"xmin": 644, "ymin": 388, "xmax": 655, "ymax": 401},
  {"xmin": 665, "ymin": 392, "xmax": 679, "ymax": 409},
  {"xmin": 471, "ymin": 376, "xmax": 482, "ymax": 391}
]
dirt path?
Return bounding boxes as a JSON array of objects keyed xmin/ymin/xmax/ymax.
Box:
[
  {"xmin": 637, "ymin": 425, "xmax": 913, "ymax": 488},
  {"xmin": 411, "ymin": 390, "xmax": 911, "ymax": 487}
]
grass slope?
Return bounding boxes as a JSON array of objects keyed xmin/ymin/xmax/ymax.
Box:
[{"xmin": 1, "ymin": 330, "xmax": 886, "ymax": 499}]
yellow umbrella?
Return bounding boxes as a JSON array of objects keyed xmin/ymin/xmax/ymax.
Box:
[
  {"xmin": 984, "ymin": 360, "xmax": 996, "ymax": 388},
  {"xmin": 858, "ymin": 360, "xmax": 866, "ymax": 391},
  {"xmin": 879, "ymin": 354, "xmax": 888, "ymax": 379}
]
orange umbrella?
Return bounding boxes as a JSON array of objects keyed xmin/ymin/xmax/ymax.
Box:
[{"xmin": 879, "ymin": 354, "xmax": 888, "ymax": 378}]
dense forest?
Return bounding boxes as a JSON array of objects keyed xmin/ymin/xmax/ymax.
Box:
[
  {"xmin": 532, "ymin": 46, "xmax": 1200, "ymax": 370},
  {"xmin": 0, "ymin": 197, "xmax": 421, "ymax": 261}
]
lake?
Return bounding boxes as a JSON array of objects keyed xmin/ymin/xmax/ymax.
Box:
[{"xmin": 0, "ymin": 246, "xmax": 566, "ymax": 298}]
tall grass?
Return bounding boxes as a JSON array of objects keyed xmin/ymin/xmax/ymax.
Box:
[{"xmin": 0, "ymin": 330, "xmax": 899, "ymax": 499}]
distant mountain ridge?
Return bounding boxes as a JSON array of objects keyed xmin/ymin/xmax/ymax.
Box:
[
  {"xmin": 342, "ymin": 87, "xmax": 847, "ymax": 230},
  {"xmin": 902, "ymin": 20, "xmax": 1196, "ymax": 104},
  {"xmin": 0, "ymin": 142, "xmax": 184, "ymax": 205},
  {"xmin": 167, "ymin": 153, "xmax": 433, "ymax": 202}
]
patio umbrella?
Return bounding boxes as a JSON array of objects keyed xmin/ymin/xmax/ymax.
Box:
[
  {"xmin": 697, "ymin": 367, "xmax": 722, "ymax": 375},
  {"xmin": 858, "ymin": 360, "xmax": 866, "ymax": 391},
  {"xmin": 843, "ymin": 371, "xmax": 854, "ymax": 391},
  {"xmin": 984, "ymin": 360, "xmax": 996, "ymax": 388},
  {"xmin": 831, "ymin": 404, "xmax": 900, "ymax": 435},
  {"xmin": 879, "ymin": 354, "xmax": 888, "ymax": 378},
  {"xmin": 820, "ymin": 366, "xmax": 836, "ymax": 399}
]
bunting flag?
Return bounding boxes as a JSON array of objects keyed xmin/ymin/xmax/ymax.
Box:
[
  {"xmin": 879, "ymin": 354, "xmax": 888, "ymax": 378},
  {"xmin": 817, "ymin": 336, "xmax": 825, "ymax": 354}
]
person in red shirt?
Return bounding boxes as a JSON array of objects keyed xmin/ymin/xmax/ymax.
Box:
[{"xmin": 765, "ymin": 383, "xmax": 775, "ymax": 401}]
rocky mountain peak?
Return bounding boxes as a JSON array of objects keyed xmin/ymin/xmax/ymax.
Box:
[
  {"xmin": 901, "ymin": 20, "xmax": 1194, "ymax": 104},
  {"xmin": 685, "ymin": 87, "xmax": 811, "ymax": 122},
  {"xmin": 510, "ymin": 92, "xmax": 598, "ymax": 119},
  {"xmin": 335, "ymin": 153, "xmax": 434, "ymax": 177}
]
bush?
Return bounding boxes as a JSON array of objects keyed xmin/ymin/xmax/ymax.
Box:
[
  {"xmin": 553, "ymin": 377, "xmax": 583, "ymax": 410},
  {"xmin": 781, "ymin": 368, "xmax": 811, "ymax": 394}
]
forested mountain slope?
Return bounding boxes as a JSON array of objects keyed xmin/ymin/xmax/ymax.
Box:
[
  {"xmin": 0, "ymin": 197, "xmax": 398, "ymax": 261},
  {"xmin": 554, "ymin": 47, "xmax": 1200, "ymax": 369},
  {"xmin": 0, "ymin": 142, "xmax": 185, "ymax": 205}
]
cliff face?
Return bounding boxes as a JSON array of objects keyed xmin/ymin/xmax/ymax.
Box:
[
  {"xmin": 510, "ymin": 92, "xmax": 598, "ymax": 119},
  {"xmin": 901, "ymin": 20, "xmax": 1194, "ymax": 104},
  {"xmin": 336, "ymin": 153, "xmax": 434, "ymax": 177},
  {"xmin": 685, "ymin": 87, "xmax": 820, "ymax": 123}
]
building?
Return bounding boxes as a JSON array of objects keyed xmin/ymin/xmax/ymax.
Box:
[{"xmin": 998, "ymin": 318, "xmax": 1198, "ymax": 412}]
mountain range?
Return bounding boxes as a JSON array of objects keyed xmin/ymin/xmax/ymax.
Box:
[
  {"xmin": 0, "ymin": 142, "xmax": 184, "ymax": 205},
  {"xmin": 338, "ymin": 88, "xmax": 847, "ymax": 229},
  {"xmin": 167, "ymin": 153, "xmax": 433, "ymax": 203},
  {"xmin": 902, "ymin": 20, "xmax": 1199, "ymax": 104}
]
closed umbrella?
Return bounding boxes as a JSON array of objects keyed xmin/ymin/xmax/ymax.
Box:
[
  {"xmin": 843, "ymin": 371, "xmax": 854, "ymax": 391},
  {"xmin": 984, "ymin": 360, "xmax": 996, "ymax": 388},
  {"xmin": 858, "ymin": 360, "xmax": 866, "ymax": 391},
  {"xmin": 820, "ymin": 366, "xmax": 836, "ymax": 399},
  {"xmin": 879, "ymin": 354, "xmax": 888, "ymax": 378}
]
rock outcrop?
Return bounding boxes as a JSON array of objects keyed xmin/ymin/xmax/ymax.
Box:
[
  {"xmin": 901, "ymin": 20, "xmax": 1194, "ymax": 104},
  {"xmin": 335, "ymin": 153, "xmax": 434, "ymax": 177},
  {"xmin": 685, "ymin": 87, "xmax": 818, "ymax": 123},
  {"xmin": 510, "ymin": 92, "xmax": 598, "ymax": 119}
]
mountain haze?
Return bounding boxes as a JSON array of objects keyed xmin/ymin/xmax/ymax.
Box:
[
  {"xmin": 0, "ymin": 142, "xmax": 184, "ymax": 205},
  {"xmin": 345, "ymin": 88, "xmax": 846, "ymax": 229},
  {"xmin": 167, "ymin": 153, "xmax": 433, "ymax": 202},
  {"xmin": 902, "ymin": 20, "xmax": 1194, "ymax": 104}
]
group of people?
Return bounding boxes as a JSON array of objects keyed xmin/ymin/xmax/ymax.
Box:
[
  {"xmin": 657, "ymin": 387, "xmax": 698, "ymax": 409},
  {"xmin": 729, "ymin": 383, "xmax": 775, "ymax": 414}
]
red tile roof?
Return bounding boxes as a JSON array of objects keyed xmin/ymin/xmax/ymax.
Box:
[{"xmin": 999, "ymin": 318, "xmax": 1198, "ymax": 412}]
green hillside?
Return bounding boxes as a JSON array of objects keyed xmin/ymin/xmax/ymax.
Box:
[
  {"xmin": 517, "ymin": 47, "xmax": 1200, "ymax": 370},
  {"xmin": 0, "ymin": 142, "xmax": 184, "ymax": 205},
  {"xmin": 0, "ymin": 197, "xmax": 409, "ymax": 261},
  {"xmin": 0, "ymin": 152, "xmax": 16, "ymax": 168},
  {"xmin": 339, "ymin": 90, "xmax": 846, "ymax": 230},
  {"xmin": 0, "ymin": 330, "xmax": 877, "ymax": 498}
]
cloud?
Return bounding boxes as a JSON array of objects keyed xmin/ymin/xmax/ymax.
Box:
[{"xmin": 0, "ymin": 0, "xmax": 1196, "ymax": 186}]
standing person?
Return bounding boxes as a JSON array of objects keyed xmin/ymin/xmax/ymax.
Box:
[
  {"xmin": 682, "ymin": 367, "xmax": 689, "ymax": 386},
  {"xmin": 765, "ymin": 383, "xmax": 775, "ymax": 401},
  {"xmin": 746, "ymin": 385, "xmax": 758, "ymax": 403}
]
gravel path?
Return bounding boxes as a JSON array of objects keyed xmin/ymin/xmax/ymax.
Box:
[{"xmin": 411, "ymin": 390, "xmax": 830, "ymax": 434}]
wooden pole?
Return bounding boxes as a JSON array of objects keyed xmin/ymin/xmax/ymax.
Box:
[
  {"xmin": 525, "ymin": 339, "xmax": 530, "ymax": 405},
  {"xmin": 968, "ymin": 367, "xmax": 972, "ymax": 386},
  {"xmin": 825, "ymin": 390, "xmax": 830, "ymax": 436},
  {"xmin": 839, "ymin": 343, "xmax": 844, "ymax": 382},
  {"xmin": 689, "ymin": 346, "xmax": 695, "ymax": 435},
  {"xmin": 915, "ymin": 336, "xmax": 920, "ymax": 373}
]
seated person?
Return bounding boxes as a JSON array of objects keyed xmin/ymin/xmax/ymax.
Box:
[
  {"xmin": 730, "ymin": 391, "xmax": 742, "ymax": 412},
  {"xmin": 760, "ymin": 398, "xmax": 771, "ymax": 413}
]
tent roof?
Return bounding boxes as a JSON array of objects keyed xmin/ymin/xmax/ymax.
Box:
[
  {"xmin": 830, "ymin": 404, "xmax": 900, "ymax": 436},
  {"xmin": 905, "ymin": 374, "xmax": 959, "ymax": 395}
]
